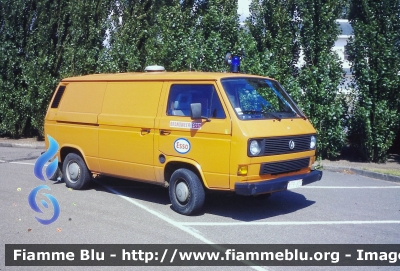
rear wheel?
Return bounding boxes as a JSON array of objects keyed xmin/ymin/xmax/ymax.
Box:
[
  {"xmin": 62, "ymin": 153, "xmax": 91, "ymax": 189},
  {"xmin": 169, "ymin": 168, "xmax": 205, "ymax": 215}
]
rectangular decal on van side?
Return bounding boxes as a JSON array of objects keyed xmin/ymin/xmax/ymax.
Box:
[{"xmin": 170, "ymin": 121, "xmax": 202, "ymax": 130}]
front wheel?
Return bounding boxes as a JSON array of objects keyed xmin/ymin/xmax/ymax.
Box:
[
  {"xmin": 169, "ymin": 168, "xmax": 205, "ymax": 215},
  {"xmin": 62, "ymin": 153, "xmax": 91, "ymax": 189}
]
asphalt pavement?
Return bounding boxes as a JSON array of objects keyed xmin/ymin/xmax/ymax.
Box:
[{"xmin": 1, "ymin": 146, "xmax": 400, "ymax": 271}]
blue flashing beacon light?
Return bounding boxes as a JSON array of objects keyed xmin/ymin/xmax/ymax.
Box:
[
  {"xmin": 230, "ymin": 55, "xmax": 240, "ymax": 73},
  {"xmin": 225, "ymin": 52, "xmax": 241, "ymax": 73}
]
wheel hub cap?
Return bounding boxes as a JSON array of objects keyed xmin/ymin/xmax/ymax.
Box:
[
  {"xmin": 68, "ymin": 162, "xmax": 80, "ymax": 181},
  {"xmin": 176, "ymin": 182, "xmax": 189, "ymax": 202}
]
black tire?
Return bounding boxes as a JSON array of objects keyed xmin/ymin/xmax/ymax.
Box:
[
  {"xmin": 169, "ymin": 168, "xmax": 205, "ymax": 215},
  {"xmin": 62, "ymin": 153, "xmax": 91, "ymax": 189}
]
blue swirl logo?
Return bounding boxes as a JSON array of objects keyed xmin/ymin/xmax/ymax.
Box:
[
  {"xmin": 28, "ymin": 185, "xmax": 60, "ymax": 225},
  {"xmin": 34, "ymin": 135, "xmax": 59, "ymax": 182},
  {"xmin": 29, "ymin": 135, "xmax": 60, "ymax": 225}
]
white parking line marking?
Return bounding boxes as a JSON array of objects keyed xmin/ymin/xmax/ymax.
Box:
[
  {"xmin": 0, "ymin": 160, "xmax": 6, "ymax": 163},
  {"xmin": 10, "ymin": 162, "xmax": 35, "ymax": 165},
  {"xmin": 179, "ymin": 220, "xmax": 400, "ymax": 226},
  {"xmin": 97, "ymin": 182, "xmax": 268, "ymax": 271},
  {"xmin": 301, "ymin": 186, "xmax": 400, "ymax": 188},
  {"xmin": 99, "ymin": 182, "xmax": 214, "ymax": 243}
]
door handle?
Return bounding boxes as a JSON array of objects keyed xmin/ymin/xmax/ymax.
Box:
[
  {"xmin": 160, "ymin": 130, "xmax": 171, "ymax": 135},
  {"xmin": 141, "ymin": 129, "xmax": 151, "ymax": 135}
]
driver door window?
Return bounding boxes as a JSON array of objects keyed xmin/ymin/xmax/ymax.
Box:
[{"xmin": 167, "ymin": 84, "xmax": 225, "ymax": 119}]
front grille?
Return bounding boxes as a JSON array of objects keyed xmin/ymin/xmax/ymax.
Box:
[
  {"xmin": 263, "ymin": 135, "xmax": 314, "ymax": 156},
  {"xmin": 260, "ymin": 157, "xmax": 310, "ymax": 175}
]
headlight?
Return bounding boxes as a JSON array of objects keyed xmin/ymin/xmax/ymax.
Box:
[
  {"xmin": 249, "ymin": 140, "xmax": 261, "ymax": 156},
  {"xmin": 310, "ymin": 136, "xmax": 316, "ymax": 149}
]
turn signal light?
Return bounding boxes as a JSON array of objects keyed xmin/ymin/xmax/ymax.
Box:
[{"xmin": 237, "ymin": 165, "xmax": 248, "ymax": 176}]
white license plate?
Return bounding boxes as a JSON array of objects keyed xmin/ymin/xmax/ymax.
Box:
[{"xmin": 287, "ymin": 179, "xmax": 303, "ymax": 190}]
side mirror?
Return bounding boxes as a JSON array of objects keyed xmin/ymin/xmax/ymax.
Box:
[{"xmin": 190, "ymin": 103, "xmax": 202, "ymax": 119}]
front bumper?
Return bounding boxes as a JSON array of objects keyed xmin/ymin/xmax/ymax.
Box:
[{"xmin": 235, "ymin": 170, "xmax": 322, "ymax": 196}]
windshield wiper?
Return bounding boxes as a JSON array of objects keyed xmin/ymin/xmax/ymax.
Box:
[
  {"xmin": 298, "ymin": 112, "xmax": 307, "ymax": 120},
  {"xmin": 269, "ymin": 112, "xmax": 282, "ymax": 121},
  {"xmin": 289, "ymin": 111, "xmax": 306, "ymax": 120}
]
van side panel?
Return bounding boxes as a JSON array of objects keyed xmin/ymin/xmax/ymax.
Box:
[
  {"xmin": 57, "ymin": 82, "xmax": 106, "ymax": 124},
  {"xmin": 54, "ymin": 82, "xmax": 107, "ymax": 172},
  {"xmin": 98, "ymin": 82, "xmax": 163, "ymax": 182}
]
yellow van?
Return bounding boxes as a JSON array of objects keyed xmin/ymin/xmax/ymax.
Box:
[{"xmin": 45, "ymin": 68, "xmax": 322, "ymax": 215}]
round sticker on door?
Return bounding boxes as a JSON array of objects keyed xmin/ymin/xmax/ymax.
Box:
[{"xmin": 174, "ymin": 138, "xmax": 191, "ymax": 154}]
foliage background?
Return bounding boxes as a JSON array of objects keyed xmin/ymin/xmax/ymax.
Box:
[
  {"xmin": 0, "ymin": 0, "xmax": 399, "ymax": 162},
  {"xmin": 346, "ymin": 0, "xmax": 400, "ymax": 162}
]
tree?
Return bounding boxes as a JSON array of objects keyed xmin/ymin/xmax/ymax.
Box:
[
  {"xmin": 247, "ymin": 0, "xmax": 302, "ymax": 100},
  {"xmin": 143, "ymin": 0, "xmax": 203, "ymax": 71},
  {"xmin": 60, "ymin": 0, "xmax": 113, "ymax": 76},
  {"xmin": 346, "ymin": 0, "xmax": 400, "ymax": 162},
  {"xmin": 104, "ymin": 0, "xmax": 161, "ymax": 72},
  {"xmin": 0, "ymin": 0, "xmax": 52, "ymax": 137},
  {"xmin": 195, "ymin": 0, "xmax": 240, "ymax": 72},
  {"xmin": 132, "ymin": 0, "xmax": 240, "ymax": 73},
  {"xmin": 236, "ymin": 23, "xmax": 264, "ymax": 75},
  {"xmin": 29, "ymin": 0, "xmax": 112, "ymax": 134},
  {"xmin": 298, "ymin": 0, "xmax": 347, "ymax": 159},
  {"xmin": 0, "ymin": 0, "xmax": 112, "ymax": 137},
  {"xmin": 339, "ymin": 0, "xmax": 351, "ymax": 19}
]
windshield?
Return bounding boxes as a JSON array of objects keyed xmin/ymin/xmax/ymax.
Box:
[{"xmin": 221, "ymin": 78, "xmax": 303, "ymax": 120}]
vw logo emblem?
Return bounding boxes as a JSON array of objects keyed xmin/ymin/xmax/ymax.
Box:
[{"xmin": 289, "ymin": 140, "xmax": 295, "ymax": 150}]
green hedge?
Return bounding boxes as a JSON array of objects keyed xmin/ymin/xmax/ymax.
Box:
[{"xmin": 1, "ymin": 0, "xmax": 399, "ymax": 162}]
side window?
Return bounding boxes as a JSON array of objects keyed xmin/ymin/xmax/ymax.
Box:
[{"xmin": 167, "ymin": 84, "xmax": 226, "ymax": 119}]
